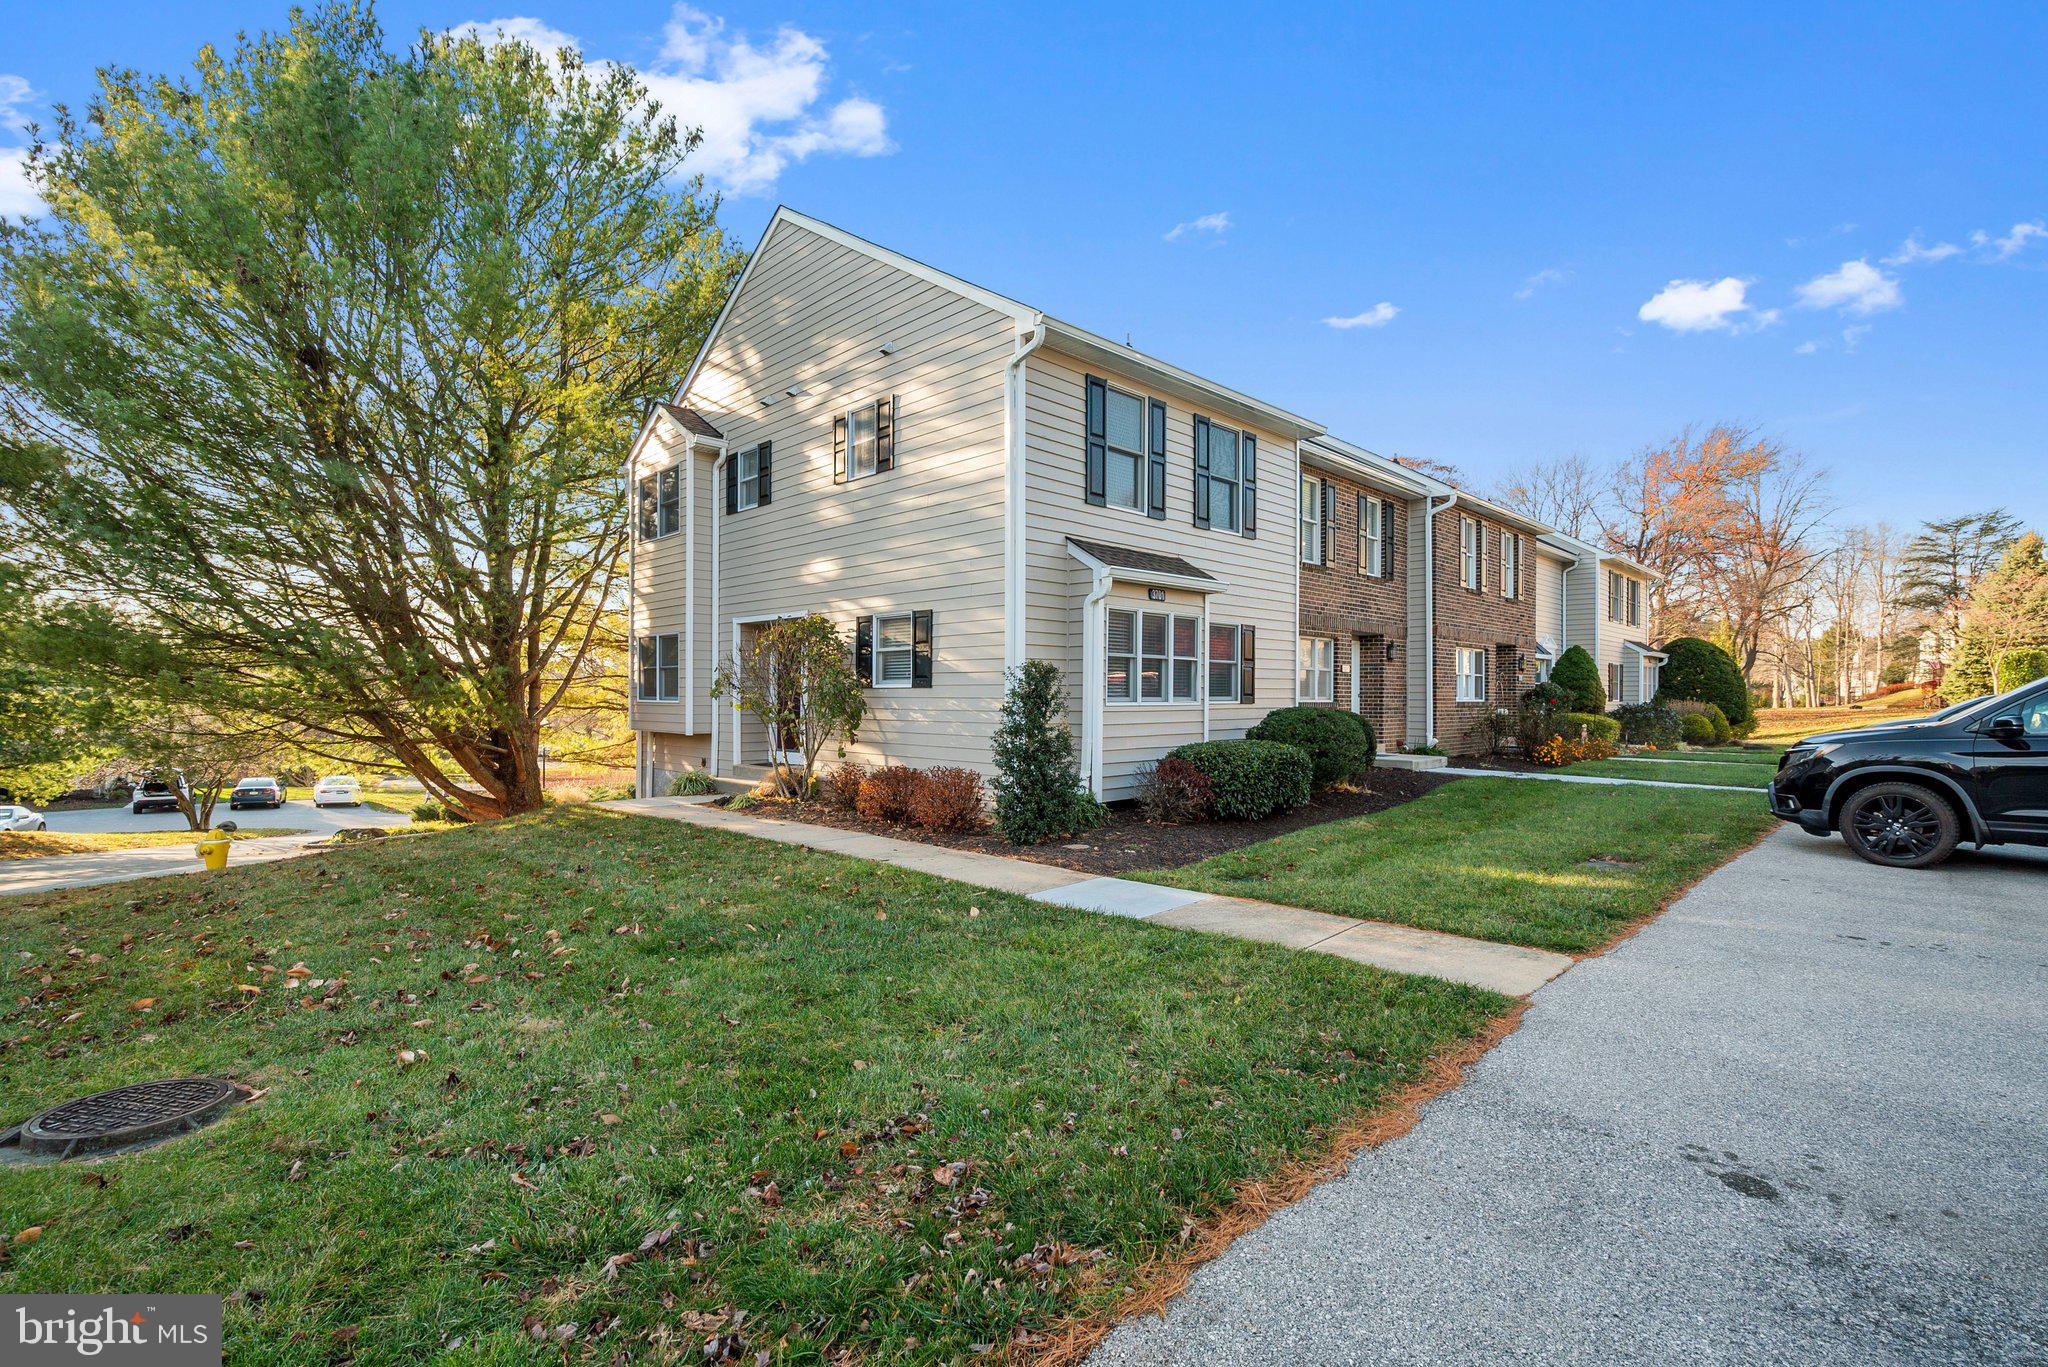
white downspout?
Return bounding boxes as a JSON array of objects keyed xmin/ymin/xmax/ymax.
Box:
[
  {"xmin": 624, "ymin": 456, "xmax": 639, "ymax": 792},
  {"xmin": 1081, "ymin": 565, "xmax": 1112, "ymax": 798},
  {"xmin": 683, "ymin": 436, "xmax": 698, "ymax": 737},
  {"xmin": 708, "ymin": 448, "xmax": 727, "ymax": 777},
  {"xmin": 1423, "ymin": 491, "xmax": 1458, "ymax": 747},
  {"xmin": 1553, "ymin": 545, "xmax": 1581, "ymax": 655},
  {"xmin": 1003, "ymin": 317, "xmax": 1048, "ymax": 674}
]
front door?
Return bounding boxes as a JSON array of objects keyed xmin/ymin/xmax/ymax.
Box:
[{"xmin": 1974, "ymin": 687, "xmax": 2048, "ymax": 835}]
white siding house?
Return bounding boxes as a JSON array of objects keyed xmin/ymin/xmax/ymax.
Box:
[{"xmin": 1539, "ymin": 532, "xmax": 1664, "ymax": 706}]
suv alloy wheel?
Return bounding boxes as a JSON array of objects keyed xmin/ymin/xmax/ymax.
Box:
[{"xmin": 1840, "ymin": 781, "xmax": 1960, "ymax": 869}]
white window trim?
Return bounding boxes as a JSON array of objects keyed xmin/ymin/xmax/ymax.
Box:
[
  {"xmin": 1361, "ymin": 496, "xmax": 1385, "ymax": 577},
  {"xmin": 1300, "ymin": 473, "xmax": 1324, "ymax": 566},
  {"xmin": 1455, "ymin": 646, "xmax": 1488, "ymax": 703},
  {"xmin": 846, "ymin": 399, "xmax": 882, "ymax": 483},
  {"xmin": 1103, "ymin": 383, "xmax": 1148, "ymax": 514},
  {"xmin": 1208, "ymin": 622, "xmax": 1241, "ymax": 703},
  {"xmin": 1106, "ymin": 607, "xmax": 1200, "ymax": 706},
  {"xmin": 1461, "ymin": 517, "xmax": 1483, "ymax": 591},
  {"xmin": 1501, "ymin": 532, "xmax": 1519, "ymax": 600},
  {"xmin": 636, "ymin": 632, "xmax": 681, "ymax": 702},
  {"xmin": 736, "ymin": 446, "xmax": 763, "ymax": 512},
  {"xmin": 1202, "ymin": 421, "xmax": 1243, "ymax": 533},
  {"xmin": 873, "ymin": 611, "xmax": 915, "ymax": 689},
  {"xmin": 1298, "ymin": 635, "xmax": 1335, "ymax": 703}
]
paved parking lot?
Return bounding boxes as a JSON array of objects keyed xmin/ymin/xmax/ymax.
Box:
[
  {"xmin": 1090, "ymin": 828, "xmax": 2048, "ymax": 1365},
  {"xmin": 39, "ymin": 797, "xmax": 411, "ymax": 837}
]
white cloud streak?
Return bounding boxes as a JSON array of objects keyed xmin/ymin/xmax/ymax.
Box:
[
  {"xmin": 1165, "ymin": 211, "xmax": 1230, "ymax": 242},
  {"xmin": 1973, "ymin": 220, "xmax": 2045, "ymax": 260},
  {"xmin": 1883, "ymin": 234, "xmax": 1961, "ymax": 266},
  {"xmin": 1322, "ymin": 303, "xmax": 1400, "ymax": 330},
  {"xmin": 1514, "ymin": 266, "xmax": 1570, "ymax": 300},
  {"xmin": 1637, "ymin": 277, "xmax": 1767, "ymax": 333},
  {"xmin": 453, "ymin": 7, "xmax": 892, "ymax": 195},
  {"xmin": 0, "ymin": 74, "xmax": 41, "ymax": 218},
  {"xmin": 1795, "ymin": 259, "xmax": 1902, "ymax": 316}
]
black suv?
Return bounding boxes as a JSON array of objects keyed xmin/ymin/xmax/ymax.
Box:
[{"xmin": 1770, "ymin": 677, "xmax": 2048, "ymax": 867}]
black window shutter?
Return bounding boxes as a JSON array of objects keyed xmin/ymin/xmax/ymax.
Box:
[
  {"xmin": 833, "ymin": 414, "xmax": 848, "ymax": 484},
  {"xmin": 1319, "ymin": 478, "xmax": 1334, "ymax": 566},
  {"xmin": 724, "ymin": 454, "xmax": 737, "ymax": 514},
  {"xmin": 911, "ymin": 610, "xmax": 933, "ymax": 687},
  {"xmin": 854, "ymin": 616, "xmax": 873, "ymax": 685},
  {"xmin": 756, "ymin": 441, "xmax": 772, "ymax": 505},
  {"xmin": 1241, "ymin": 434, "xmax": 1258, "ymax": 538},
  {"xmin": 1240, "ymin": 625, "xmax": 1257, "ymax": 703},
  {"xmin": 1192, "ymin": 416, "xmax": 1212, "ymax": 529},
  {"xmin": 1381, "ymin": 499, "xmax": 1396, "ymax": 577},
  {"xmin": 876, "ymin": 396, "xmax": 895, "ymax": 473},
  {"xmin": 1146, "ymin": 398, "xmax": 1167, "ymax": 519},
  {"xmin": 1084, "ymin": 376, "xmax": 1108, "ymax": 507}
]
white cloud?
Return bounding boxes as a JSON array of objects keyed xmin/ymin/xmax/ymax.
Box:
[
  {"xmin": 452, "ymin": 7, "xmax": 892, "ymax": 195},
  {"xmin": 1514, "ymin": 266, "xmax": 1570, "ymax": 300},
  {"xmin": 0, "ymin": 74, "xmax": 41, "ymax": 218},
  {"xmin": 1841, "ymin": 324, "xmax": 1872, "ymax": 353},
  {"xmin": 1636, "ymin": 277, "xmax": 1760, "ymax": 333},
  {"xmin": 1323, "ymin": 303, "xmax": 1399, "ymax": 330},
  {"xmin": 1165, "ymin": 211, "xmax": 1230, "ymax": 242},
  {"xmin": 1882, "ymin": 234, "xmax": 1961, "ymax": 266},
  {"xmin": 1794, "ymin": 339, "xmax": 1822, "ymax": 355},
  {"xmin": 1795, "ymin": 259, "xmax": 1902, "ymax": 315},
  {"xmin": 1972, "ymin": 220, "xmax": 2046, "ymax": 260}
]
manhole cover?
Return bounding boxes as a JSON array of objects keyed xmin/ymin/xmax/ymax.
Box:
[{"xmin": 5, "ymin": 1077, "xmax": 241, "ymax": 1159}]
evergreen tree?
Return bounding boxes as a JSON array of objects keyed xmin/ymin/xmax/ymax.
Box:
[
  {"xmin": 1549, "ymin": 646, "xmax": 1606, "ymax": 713},
  {"xmin": 991, "ymin": 661, "xmax": 1101, "ymax": 844},
  {"xmin": 1655, "ymin": 637, "xmax": 1753, "ymax": 726}
]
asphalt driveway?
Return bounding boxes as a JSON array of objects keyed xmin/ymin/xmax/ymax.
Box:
[
  {"xmin": 38, "ymin": 797, "xmax": 410, "ymax": 837},
  {"xmin": 1090, "ymin": 828, "xmax": 2048, "ymax": 1365}
]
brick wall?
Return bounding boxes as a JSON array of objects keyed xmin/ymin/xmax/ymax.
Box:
[
  {"xmin": 1432, "ymin": 508, "xmax": 1540, "ymax": 755},
  {"xmin": 1298, "ymin": 467, "xmax": 1409, "ymax": 750}
]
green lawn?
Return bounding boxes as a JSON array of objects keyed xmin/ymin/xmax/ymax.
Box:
[
  {"xmin": 1556, "ymin": 759, "xmax": 1771, "ymax": 788},
  {"xmin": 1632, "ymin": 746, "xmax": 1785, "ymax": 765},
  {"xmin": 1138, "ymin": 778, "xmax": 1775, "ymax": 953},
  {"xmin": 0, "ymin": 828, "xmax": 306, "ymax": 860},
  {"xmin": 0, "ymin": 807, "xmax": 1502, "ymax": 1364}
]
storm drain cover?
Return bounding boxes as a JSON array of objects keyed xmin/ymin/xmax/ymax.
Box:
[{"xmin": 5, "ymin": 1077, "xmax": 241, "ymax": 1159}]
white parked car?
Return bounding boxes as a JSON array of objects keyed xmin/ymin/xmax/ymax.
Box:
[
  {"xmin": 0, "ymin": 804, "xmax": 47, "ymax": 832},
  {"xmin": 130, "ymin": 778, "xmax": 189, "ymax": 814},
  {"xmin": 312, "ymin": 775, "xmax": 363, "ymax": 808}
]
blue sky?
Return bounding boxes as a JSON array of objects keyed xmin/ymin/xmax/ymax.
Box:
[{"xmin": 5, "ymin": 1, "xmax": 2044, "ymax": 531}]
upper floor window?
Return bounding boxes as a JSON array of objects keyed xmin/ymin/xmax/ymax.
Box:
[
  {"xmin": 1461, "ymin": 517, "xmax": 1484, "ymax": 590},
  {"xmin": 1193, "ymin": 416, "xmax": 1254, "ymax": 536},
  {"xmin": 1501, "ymin": 532, "xmax": 1520, "ymax": 599},
  {"xmin": 638, "ymin": 466, "xmax": 681, "ymax": 541},
  {"xmin": 1084, "ymin": 376, "xmax": 1166, "ymax": 518},
  {"xmin": 1300, "ymin": 473, "xmax": 1326, "ymax": 565},
  {"xmin": 1103, "ymin": 385, "xmax": 1147, "ymax": 511},
  {"xmin": 636, "ymin": 633, "xmax": 680, "ymax": 701},
  {"xmin": 833, "ymin": 396, "xmax": 895, "ymax": 484},
  {"xmin": 1359, "ymin": 495, "xmax": 1393, "ymax": 577},
  {"xmin": 1298, "ymin": 636, "xmax": 1335, "ymax": 703},
  {"xmin": 726, "ymin": 442, "xmax": 771, "ymax": 513},
  {"xmin": 1107, "ymin": 608, "xmax": 1199, "ymax": 703},
  {"xmin": 1627, "ymin": 578, "xmax": 1642, "ymax": 626}
]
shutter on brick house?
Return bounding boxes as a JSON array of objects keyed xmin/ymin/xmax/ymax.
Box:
[
  {"xmin": 1382, "ymin": 500, "xmax": 1396, "ymax": 577},
  {"xmin": 1319, "ymin": 478, "xmax": 1334, "ymax": 566}
]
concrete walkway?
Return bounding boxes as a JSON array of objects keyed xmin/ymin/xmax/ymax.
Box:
[
  {"xmin": 1088, "ymin": 829, "xmax": 2048, "ymax": 1365},
  {"xmin": 600, "ymin": 797, "xmax": 1571, "ymax": 997},
  {"xmin": 0, "ymin": 833, "xmax": 332, "ymax": 898},
  {"xmin": 1441, "ymin": 766, "xmax": 1757, "ymax": 793}
]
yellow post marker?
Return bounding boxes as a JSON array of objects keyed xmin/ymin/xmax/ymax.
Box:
[{"xmin": 196, "ymin": 831, "xmax": 232, "ymax": 870}]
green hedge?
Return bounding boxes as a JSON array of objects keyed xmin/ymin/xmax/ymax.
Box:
[
  {"xmin": 1550, "ymin": 646, "xmax": 1606, "ymax": 713},
  {"xmin": 1611, "ymin": 703, "xmax": 1681, "ymax": 746},
  {"xmin": 1165, "ymin": 739, "xmax": 1312, "ymax": 821},
  {"xmin": 1558, "ymin": 711, "xmax": 1620, "ymax": 743},
  {"xmin": 1680, "ymin": 714, "xmax": 1715, "ymax": 745},
  {"xmin": 1247, "ymin": 707, "xmax": 1375, "ymax": 789},
  {"xmin": 1657, "ymin": 637, "xmax": 1752, "ymax": 726},
  {"xmin": 1995, "ymin": 648, "xmax": 2048, "ymax": 692}
]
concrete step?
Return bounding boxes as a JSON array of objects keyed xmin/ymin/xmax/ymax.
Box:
[{"xmin": 1375, "ymin": 752, "xmax": 1449, "ymax": 772}]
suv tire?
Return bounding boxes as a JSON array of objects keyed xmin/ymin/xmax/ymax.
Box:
[{"xmin": 1840, "ymin": 781, "xmax": 1961, "ymax": 869}]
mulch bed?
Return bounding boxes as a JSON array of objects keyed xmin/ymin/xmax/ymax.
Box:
[{"xmin": 729, "ymin": 768, "xmax": 1459, "ymax": 876}]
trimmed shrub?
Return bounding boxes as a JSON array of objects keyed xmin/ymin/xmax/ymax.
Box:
[
  {"xmin": 667, "ymin": 770, "xmax": 717, "ymax": 797},
  {"xmin": 1656, "ymin": 637, "xmax": 1752, "ymax": 727},
  {"xmin": 855, "ymin": 766, "xmax": 922, "ymax": 824},
  {"xmin": 1559, "ymin": 711, "xmax": 1620, "ymax": 743},
  {"xmin": 1550, "ymin": 646, "xmax": 1606, "ymax": 714},
  {"xmin": 1246, "ymin": 706, "xmax": 1375, "ymax": 789},
  {"xmin": 1165, "ymin": 739, "xmax": 1312, "ymax": 821},
  {"xmin": 822, "ymin": 761, "xmax": 867, "ymax": 809},
  {"xmin": 1138, "ymin": 758, "xmax": 1214, "ymax": 824},
  {"xmin": 1669, "ymin": 698, "xmax": 1733, "ymax": 745},
  {"xmin": 1611, "ymin": 703, "xmax": 1682, "ymax": 747},
  {"xmin": 412, "ymin": 799, "xmax": 446, "ymax": 822},
  {"xmin": 1995, "ymin": 647, "xmax": 2048, "ymax": 692},
  {"xmin": 908, "ymin": 767, "xmax": 986, "ymax": 832},
  {"xmin": 1521, "ymin": 680, "xmax": 1575, "ymax": 712},
  {"xmin": 1679, "ymin": 714, "xmax": 1715, "ymax": 745},
  {"xmin": 1703, "ymin": 703, "xmax": 1732, "ymax": 744},
  {"xmin": 991, "ymin": 660, "xmax": 1103, "ymax": 844}
]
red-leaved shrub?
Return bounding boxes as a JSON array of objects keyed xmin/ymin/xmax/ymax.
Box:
[
  {"xmin": 909, "ymin": 767, "xmax": 985, "ymax": 832},
  {"xmin": 855, "ymin": 766, "xmax": 922, "ymax": 824},
  {"xmin": 823, "ymin": 760, "xmax": 868, "ymax": 809},
  {"xmin": 1139, "ymin": 757, "xmax": 1214, "ymax": 823}
]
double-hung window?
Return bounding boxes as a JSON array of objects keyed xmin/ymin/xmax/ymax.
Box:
[
  {"xmin": 1626, "ymin": 578, "xmax": 1642, "ymax": 626},
  {"xmin": 1107, "ymin": 608, "xmax": 1199, "ymax": 703},
  {"xmin": 1103, "ymin": 386, "xmax": 1147, "ymax": 511},
  {"xmin": 636, "ymin": 633, "xmax": 680, "ymax": 701},
  {"xmin": 834, "ymin": 396, "xmax": 896, "ymax": 484},
  {"xmin": 1455, "ymin": 647, "xmax": 1488, "ymax": 703},
  {"xmin": 736, "ymin": 446, "xmax": 764, "ymax": 511},
  {"xmin": 1608, "ymin": 661, "xmax": 1623, "ymax": 699},
  {"xmin": 1360, "ymin": 495, "xmax": 1388, "ymax": 576},
  {"xmin": 1461, "ymin": 517, "xmax": 1484, "ymax": 590},
  {"xmin": 1208, "ymin": 623, "xmax": 1241, "ymax": 702},
  {"xmin": 1203, "ymin": 423, "xmax": 1242, "ymax": 531},
  {"xmin": 1607, "ymin": 570, "xmax": 1625, "ymax": 623},
  {"xmin": 1501, "ymin": 532, "xmax": 1520, "ymax": 599},
  {"xmin": 637, "ymin": 467, "xmax": 681, "ymax": 540},
  {"xmin": 1300, "ymin": 474, "xmax": 1325, "ymax": 565},
  {"xmin": 874, "ymin": 612, "xmax": 915, "ymax": 687},
  {"xmin": 1298, "ymin": 636, "xmax": 1335, "ymax": 703}
]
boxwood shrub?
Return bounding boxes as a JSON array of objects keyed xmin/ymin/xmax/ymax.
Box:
[
  {"xmin": 1611, "ymin": 702, "xmax": 1682, "ymax": 747},
  {"xmin": 1656, "ymin": 637, "xmax": 1753, "ymax": 727},
  {"xmin": 1679, "ymin": 713, "xmax": 1715, "ymax": 745},
  {"xmin": 1558, "ymin": 711, "xmax": 1621, "ymax": 743},
  {"xmin": 1246, "ymin": 706, "xmax": 1375, "ymax": 789},
  {"xmin": 1165, "ymin": 739, "xmax": 1312, "ymax": 821}
]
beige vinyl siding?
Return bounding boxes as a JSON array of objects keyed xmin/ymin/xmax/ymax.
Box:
[
  {"xmin": 1533, "ymin": 547, "xmax": 1568, "ymax": 648},
  {"xmin": 681, "ymin": 221, "xmax": 1014, "ymax": 775},
  {"xmin": 1563, "ymin": 556, "xmax": 1601, "ymax": 676},
  {"xmin": 1022, "ymin": 347, "xmax": 1301, "ymax": 799},
  {"xmin": 645, "ymin": 731, "xmax": 711, "ymax": 796},
  {"xmin": 628, "ymin": 421, "xmax": 691, "ymax": 736}
]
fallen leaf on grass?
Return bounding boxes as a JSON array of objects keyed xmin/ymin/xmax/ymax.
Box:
[
  {"xmin": 509, "ymin": 1171, "xmax": 539, "ymax": 1191},
  {"xmin": 12, "ymin": 1226, "xmax": 43, "ymax": 1246},
  {"xmin": 130, "ymin": 998, "xmax": 157, "ymax": 1011}
]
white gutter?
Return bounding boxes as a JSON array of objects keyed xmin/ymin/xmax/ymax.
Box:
[
  {"xmin": 1080, "ymin": 564, "xmax": 1112, "ymax": 799},
  {"xmin": 708, "ymin": 447, "xmax": 728, "ymax": 777},
  {"xmin": 1003, "ymin": 316, "xmax": 1048, "ymax": 672},
  {"xmin": 1422, "ymin": 490, "xmax": 1459, "ymax": 746}
]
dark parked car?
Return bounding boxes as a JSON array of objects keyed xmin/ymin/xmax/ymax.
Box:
[
  {"xmin": 229, "ymin": 776, "xmax": 287, "ymax": 810},
  {"xmin": 1770, "ymin": 677, "xmax": 2048, "ymax": 867}
]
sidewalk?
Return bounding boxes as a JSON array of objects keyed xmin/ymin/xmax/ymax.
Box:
[
  {"xmin": 0, "ymin": 833, "xmax": 328, "ymax": 898},
  {"xmin": 600, "ymin": 797, "xmax": 1571, "ymax": 996}
]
